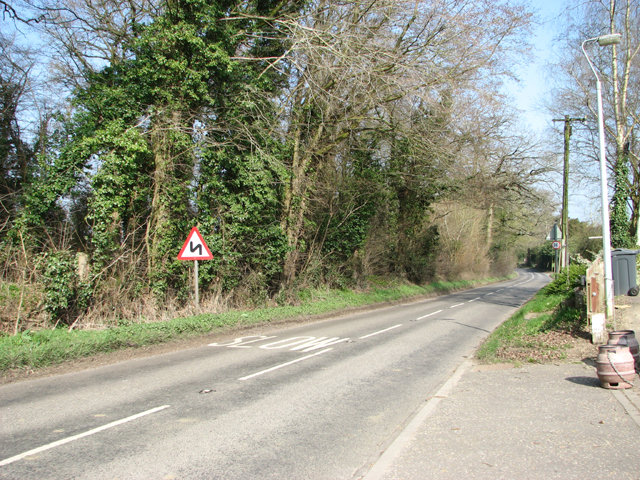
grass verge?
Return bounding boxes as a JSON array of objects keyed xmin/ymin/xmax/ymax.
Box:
[
  {"xmin": 476, "ymin": 272, "xmax": 587, "ymax": 364},
  {"xmin": 1, "ymin": 275, "xmax": 512, "ymax": 374}
]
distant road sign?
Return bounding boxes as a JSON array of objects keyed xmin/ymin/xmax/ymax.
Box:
[
  {"xmin": 177, "ymin": 227, "xmax": 213, "ymax": 260},
  {"xmin": 552, "ymin": 241, "xmax": 561, "ymax": 250},
  {"xmin": 548, "ymin": 223, "xmax": 563, "ymax": 241}
]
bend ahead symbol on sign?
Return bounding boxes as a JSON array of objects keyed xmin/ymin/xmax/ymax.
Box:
[{"xmin": 177, "ymin": 227, "xmax": 213, "ymax": 261}]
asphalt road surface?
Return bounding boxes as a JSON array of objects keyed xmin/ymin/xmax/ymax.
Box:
[{"xmin": 0, "ymin": 269, "xmax": 549, "ymax": 479}]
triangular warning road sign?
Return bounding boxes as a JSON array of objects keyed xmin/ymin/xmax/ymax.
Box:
[{"xmin": 177, "ymin": 227, "xmax": 213, "ymax": 260}]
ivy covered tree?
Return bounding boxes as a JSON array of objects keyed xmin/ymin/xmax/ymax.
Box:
[
  {"xmin": 611, "ymin": 157, "xmax": 633, "ymax": 249},
  {"xmin": 9, "ymin": 0, "xmax": 304, "ymax": 299}
]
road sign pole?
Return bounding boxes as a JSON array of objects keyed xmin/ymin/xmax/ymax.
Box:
[
  {"xmin": 195, "ymin": 260, "xmax": 199, "ymax": 309},
  {"xmin": 177, "ymin": 226, "xmax": 212, "ymax": 311}
]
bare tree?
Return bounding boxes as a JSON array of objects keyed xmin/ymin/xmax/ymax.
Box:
[
  {"xmin": 11, "ymin": 0, "xmax": 157, "ymax": 89},
  {"xmin": 0, "ymin": 33, "xmax": 37, "ymax": 232},
  {"xmin": 267, "ymin": 0, "xmax": 535, "ymax": 284}
]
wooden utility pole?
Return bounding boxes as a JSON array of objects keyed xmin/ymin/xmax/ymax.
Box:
[{"xmin": 552, "ymin": 115, "xmax": 585, "ymax": 272}]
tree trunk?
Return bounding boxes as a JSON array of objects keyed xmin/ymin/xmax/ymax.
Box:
[
  {"xmin": 280, "ymin": 123, "xmax": 325, "ymax": 285},
  {"xmin": 486, "ymin": 203, "xmax": 494, "ymax": 249},
  {"xmin": 145, "ymin": 111, "xmax": 180, "ymax": 281}
]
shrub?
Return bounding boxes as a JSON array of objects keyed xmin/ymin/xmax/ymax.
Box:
[{"xmin": 544, "ymin": 264, "xmax": 587, "ymax": 296}]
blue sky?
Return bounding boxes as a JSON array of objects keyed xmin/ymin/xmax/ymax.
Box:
[
  {"xmin": 508, "ymin": 0, "xmax": 565, "ymax": 132},
  {"xmin": 508, "ymin": 0, "xmax": 606, "ymax": 223}
]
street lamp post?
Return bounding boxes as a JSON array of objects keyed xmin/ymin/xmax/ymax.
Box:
[{"xmin": 581, "ymin": 33, "xmax": 622, "ymax": 321}]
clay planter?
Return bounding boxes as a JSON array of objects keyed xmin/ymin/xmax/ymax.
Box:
[
  {"xmin": 608, "ymin": 330, "xmax": 639, "ymax": 371},
  {"xmin": 596, "ymin": 344, "xmax": 636, "ymax": 389}
]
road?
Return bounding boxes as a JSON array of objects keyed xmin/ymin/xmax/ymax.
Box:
[{"xmin": 0, "ymin": 269, "xmax": 548, "ymax": 479}]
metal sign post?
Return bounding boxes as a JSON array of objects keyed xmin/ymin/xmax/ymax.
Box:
[{"xmin": 552, "ymin": 241, "xmax": 561, "ymax": 274}]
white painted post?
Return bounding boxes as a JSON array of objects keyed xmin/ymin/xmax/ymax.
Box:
[{"xmin": 195, "ymin": 260, "xmax": 199, "ymax": 309}]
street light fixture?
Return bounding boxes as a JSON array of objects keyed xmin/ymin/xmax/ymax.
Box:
[{"xmin": 581, "ymin": 32, "xmax": 622, "ymax": 321}]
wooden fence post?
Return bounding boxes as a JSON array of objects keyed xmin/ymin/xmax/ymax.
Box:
[{"xmin": 587, "ymin": 257, "xmax": 607, "ymax": 344}]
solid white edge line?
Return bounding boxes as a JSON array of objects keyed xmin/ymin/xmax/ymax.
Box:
[
  {"xmin": 359, "ymin": 324, "xmax": 403, "ymax": 339},
  {"xmin": 0, "ymin": 405, "xmax": 171, "ymax": 467},
  {"xmin": 416, "ymin": 310, "xmax": 442, "ymax": 320},
  {"xmin": 239, "ymin": 348, "xmax": 333, "ymax": 381},
  {"xmin": 362, "ymin": 359, "xmax": 472, "ymax": 480}
]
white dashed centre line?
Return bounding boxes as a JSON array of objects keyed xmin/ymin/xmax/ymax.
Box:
[
  {"xmin": 417, "ymin": 310, "xmax": 442, "ymax": 320},
  {"xmin": 0, "ymin": 405, "xmax": 171, "ymax": 467},
  {"xmin": 360, "ymin": 324, "xmax": 403, "ymax": 339},
  {"xmin": 239, "ymin": 348, "xmax": 333, "ymax": 381}
]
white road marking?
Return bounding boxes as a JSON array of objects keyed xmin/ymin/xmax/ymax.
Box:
[
  {"xmin": 259, "ymin": 337, "xmax": 316, "ymax": 349},
  {"xmin": 208, "ymin": 335, "xmax": 276, "ymax": 348},
  {"xmin": 210, "ymin": 335, "xmax": 350, "ymax": 352},
  {"xmin": 359, "ymin": 325, "xmax": 403, "ymax": 339},
  {"xmin": 229, "ymin": 336, "xmax": 277, "ymax": 348},
  {"xmin": 486, "ymin": 292, "xmax": 494, "ymax": 296},
  {"xmin": 450, "ymin": 303, "xmax": 464, "ymax": 308},
  {"xmin": 468, "ymin": 297, "xmax": 481, "ymax": 302},
  {"xmin": 239, "ymin": 349, "xmax": 333, "ymax": 381},
  {"xmin": 0, "ymin": 405, "xmax": 170, "ymax": 467},
  {"xmin": 290, "ymin": 337, "xmax": 350, "ymax": 352},
  {"xmin": 417, "ymin": 310, "xmax": 442, "ymax": 320}
]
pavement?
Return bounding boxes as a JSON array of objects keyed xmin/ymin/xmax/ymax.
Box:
[{"xmin": 361, "ymin": 301, "xmax": 640, "ymax": 480}]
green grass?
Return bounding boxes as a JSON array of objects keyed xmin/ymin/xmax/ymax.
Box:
[
  {"xmin": 475, "ymin": 286, "xmax": 584, "ymax": 364},
  {"xmin": 0, "ymin": 274, "xmax": 513, "ymax": 374}
]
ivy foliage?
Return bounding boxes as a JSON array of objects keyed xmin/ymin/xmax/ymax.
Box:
[
  {"xmin": 611, "ymin": 157, "xmax": 633, "ymax": 249},
  {"xmin": 41, "ymin": 251, "xmax": 92, "ymax": 324},
  {"xmin": 58, "ymin": 0, "xmax": 298, "ymax": 299}
]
